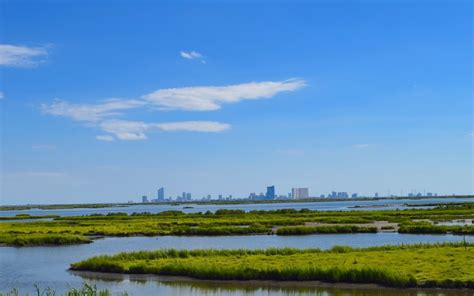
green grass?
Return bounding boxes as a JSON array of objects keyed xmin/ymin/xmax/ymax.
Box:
[
  {"xmin": 0, "ymin": 233, "xmax": 92, "ymax": 246},
  {"xmin": 0, "ymin": 214, "xmax": 59, "ymax": 221},
  {"xmin": 0, "ymin": 283, "xmax": 128, "ymax": 296},
  {"xmin": 276, "ymin": 225, "xmax": 377, "ymax": 235},
  {"xmin": 399, "ymin": 222, "xmax": 474, "ymax": 234},
  {"xmin": 1, "ymin": 203, "xmax": 473, "ymax": 246},
  {"xmin": 70, "ymin": 243, "xmax": 474, "ymax": 288}
]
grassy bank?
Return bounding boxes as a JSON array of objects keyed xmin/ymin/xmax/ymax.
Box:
[
  {"xmin": 0, "ymin": 214, "xmax": 59, "ymax": 221},
  {"xmin": 0, "ymin": 233, "xmax": 92, "ymax": 247},
  {"xmin": 276, "ymin": 225, "xmax": 377, "ymax": 235},
  {"xmin": 0, "ymin": 203, "xmax": 472, "ymax": 246},
  {"xmin": 0, "ymin": 283, "xmax": 128, "ymax": 296},
  {"xmin": 399, "ymin": 222, "xmax": 474, "ymax": 235},
  {"xmin": 70, "ymin": 243, "xmax": 474, "ymax": 288}
]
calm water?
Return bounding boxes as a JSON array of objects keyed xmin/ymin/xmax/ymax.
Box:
[
  {"xmin": 1, "ymin": 233, "xmax": 473, "ymax": 295},
  {"xmin": 1, "ymin": 197, "xmax": 472, "ymax": 217}
]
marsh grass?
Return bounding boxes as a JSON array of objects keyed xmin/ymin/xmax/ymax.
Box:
[
  {"xmin": 0, "ymin": 233, "xmax": 92, "ymax": 247},
  {"xmin": 0, "ymin": 283, "xmax": 128, "ymax": 296},
  {"xmin": 1, "ymin": 203, "xmax": 473, "ymax": 246},
  {"xmin": 399, "ymin": 222, "xmax": 474, "ymax": 235},
  {"xmin": 276, "ymin": 225, "xmax": 377, "ymax": 235},
  {"xmin": 70, "ymin": 243, "xmax": 474, "ymax": 288}
]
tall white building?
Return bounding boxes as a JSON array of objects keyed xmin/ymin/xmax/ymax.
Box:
[{"xmin": 292, "ymin": 187, "xmax": 309, "ymax": 199}]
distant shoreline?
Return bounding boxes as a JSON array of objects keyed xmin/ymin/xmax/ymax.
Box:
[{"xmin": 1, "ymin": 195, "xmax": 473, "ymax": 211}]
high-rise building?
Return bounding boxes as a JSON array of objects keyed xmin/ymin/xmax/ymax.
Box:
[
  {"xmin": 186, "ymin": 192, "xmax": 191, "ymax": 200},
  {"xmin": 266, "ymin": 186, "xmax": 275, "ymax": 200},
  {"xmin": 337, "ymin": 192, "xmax": 349, "ymax": 198},
  {"xmin": 157, "ymin": 187, "xmax": 165, "ymax": 201},
  {"xmin": 142, "ymin": 195, "xmax": 148, "ymax": 203},
  {"xmin": 375, "ymin": 192, "xmax": 379, "ymax": 198},
  {"xmin": 351, "ymin": 193, "xmax": 358, "ymax": 198},
  {"xmin": 292, "ymin": 188, "xmax": 309, "ymax": 199}
]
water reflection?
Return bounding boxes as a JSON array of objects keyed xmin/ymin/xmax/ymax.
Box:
[
  {"xmin": 73, "ymin": 272, "xmax": 473, "ymax": 296},
  {"xmin": 1, "ymin": 197, "xmax": 472, "ymax": 217}
]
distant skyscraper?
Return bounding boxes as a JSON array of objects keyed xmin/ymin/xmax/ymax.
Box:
[
  {"xmin": 186, "ymin": 192, "xmax": 191, "ymax": 200},
  {"xmin": 375, "ymin": 192, "xmax": 379, "ymax": 198},
  {"xmin": 142, "ymin": 195, "xmax": 148, "ymax": 203},
  {"xmin": 292, "ymin": 188, "xmax": 309, "ymax": 199},
  {"xmin": 266, "ymin": 186, "xmax": 275, "ymax": 200},
  {"xmin": 157, "ymin": 187, "xmax": 165, "ymax": 201},
  {"xmin": 337, "ymin": 192, "xmax": 349, "ymax": 198},
  {"xmin": 351, "ymin": 193, "xmax": 358, "ymax": 198}
]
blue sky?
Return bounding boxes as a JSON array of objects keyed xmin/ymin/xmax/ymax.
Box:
[{"xmin": 1, "ymin": 1, "xmax": 472, "ymax": 204}]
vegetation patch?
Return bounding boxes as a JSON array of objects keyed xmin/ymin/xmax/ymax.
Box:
[
  {"xmin": 71, "ymin": 243, "xmax": 474, "ymax": 288},
  {"xmin": 0, "ymin": 283, "xmax": 128, "ymax": 296},
  {"xmin": 0, "ymin": 233, "xmax": 92, "ymax": 247},
  {"xmin": 276, "ymin": 225, "xmax": 377, "ymax": 235},
  {"xmin": 0, "ymin": 203, "xmax": 473, "ymax": 246},
  {"xmin": 399, "ymin": 222, "xmax": 474, "ymax": 235}
]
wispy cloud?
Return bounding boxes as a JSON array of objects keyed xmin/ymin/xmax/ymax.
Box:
[
  {"xmin": 180, "ymin": 50, "xmax": 205, "ymax": 63},
  {"xmin": 99, "ymin": 120, "xmax": 150, "ymax": 141},
  {"xmin": 0, "ymin": 91, "xmax": 4, "ymax": 100},
  {"xmin": 143, "ymin": 79, "xmax": 306, "ymax": 111},
  {"xmin": 41, "ymin": 99, "xmax": 145, "ymax": 122},
  {"xmin": 155, "ymin": 121, "xmax": 230, "ymax": 132},
  {"xmin": 99, "ymin": 120, "xmax": 230, "ymax": 141},
  {"xmin": 353, "ymin": 144, "xmax": 370, "ymax": 149},
  {"xmin": 0, "ymin": 44, "xmax": 48, "ymax": 67},
  {"xmin": 96, "ymin": 135, "xmax": 115, "ymax": 142},
  {"xmin": 41, "ymin": 79, "xmax": 305, "ymax": 141}
]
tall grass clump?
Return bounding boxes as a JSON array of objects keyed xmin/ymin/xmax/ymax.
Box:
[
  {"xmin": 0, "ymin": 234, "xmax": 92, "ymax": 247},
  {"xmin": 70, "ymin": 243, "xmax": 473, "ymax": 288},
  {"xmin": 276, "ymin": 225, "xmax": 377, "ymax": 235},
  {"xmin": 0, "ymin": 283, "xmax": 128, "ymax": 296},
  {"xmin": 398, "ymin": 222, "xmax": 474, "ymax": 235}
]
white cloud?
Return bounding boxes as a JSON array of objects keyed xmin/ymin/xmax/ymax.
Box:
[
  {"xmin": 180, "ymin": 50, "xmax": 205, "ymax": 62},
  {"xmin": 41, "ymin": 78, "xmax": 306, "ymax": 141},
  {"xmin": 155, "ymin": 121, "xmax": 231, "ymax": 132},
  {"xmin": 143, "ymin": 79, "xmax": 306, "ymax": 111},
  {"xmin": 41, "ymin": 99, "xmax": 145, "ymax": 122},
  {"xmin": 353, "ymin": 144, "xmax": 370, "ymax": 149},
  {"xmin": 0, "ymin": 44, "xmax": 48, "ymax": 67},
  {"xmin": 96, "ymin": 135, "xmax": 115, "ymax": 142},
  {"xmin": 99, "ymin": 120, "xmax": 150, "ymax": 140},
  {"xmin": 99, "ymin": 120, "xmax": 230, "ymax": 141}
]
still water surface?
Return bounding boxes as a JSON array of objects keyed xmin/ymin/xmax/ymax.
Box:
[
  {"xmin": 1, "ymin": 233, "xmax": 473, "ymax": 295},
  {"xmin": 1, "ymin": 197, "xmax": 472, "ymax": 217}
]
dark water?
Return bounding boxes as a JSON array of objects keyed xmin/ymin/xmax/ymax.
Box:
[
  {"xmin": 1, "ymin": 233, "xmax": 473, "ymax": 295},
  {"xmin": 1, "ymin": 197, "xmax": 472, "ymax": 217}
]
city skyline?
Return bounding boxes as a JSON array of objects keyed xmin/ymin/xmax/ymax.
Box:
[
  {"xmin": 138, "ymin": 185, "xmax": 444, "ymax": 203},
  {"xmin": 1, "ymin": 1, "xmax": 473, "ymax": 204}
]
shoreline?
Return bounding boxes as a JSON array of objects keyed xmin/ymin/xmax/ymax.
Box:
[
  {"xmin": 69, "ymin": 270, "xmax": 474, "ymax": 292},
  {"xmin": 2, "ymin": 195, "xmax": 473, "ymax": 211}
]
